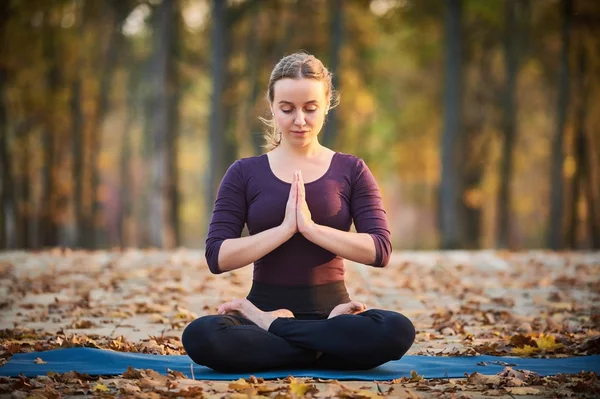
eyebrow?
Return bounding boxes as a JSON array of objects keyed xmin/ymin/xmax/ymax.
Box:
[{"xmin": 278, "ymin": 100, "xmax": 319, "ymax": 105}]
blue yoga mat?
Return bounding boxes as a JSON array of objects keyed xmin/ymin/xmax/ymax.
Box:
[{"xmin": 1, "ymin": 348, "xmax": 598, "ymax": 380}]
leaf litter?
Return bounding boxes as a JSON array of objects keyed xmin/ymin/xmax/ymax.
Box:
[{"xmin": 0, "ymin": 249, "xmax": 598, "ymax": 397}]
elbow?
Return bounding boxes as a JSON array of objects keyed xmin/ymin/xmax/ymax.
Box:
[
  {"xmin": 369, "ymin": 233, "xmax": 392, "ymax": 268},
  {"xmin": 377, "ymin": 249, "xmax": 391, "ymax": 267},
  {"xmin": 205, "ymin": 241, "xmax": 225, "ymax": 275}
]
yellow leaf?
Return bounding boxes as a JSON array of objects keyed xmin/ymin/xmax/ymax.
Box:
[
  {"xmin": 94, "ymin": 383, "xmax": 110, "ymax": 392},
  {"xmin": 512, "ymin": 345, "xmax": 538, "ymax": 356},
  {"xmin": 289, "ymin": 377, "xmax": 317, "ymax": 397},
  {"xmin": 228, "ymin": 378, "xmax": 251, "ymax": 391},
  {"xmin": 410, "ymin": 370, "xmax": 423, "ymax": 382},
  {"xmin": 534, "ymin": 334, "xmax": 564, "ymax": 351}
]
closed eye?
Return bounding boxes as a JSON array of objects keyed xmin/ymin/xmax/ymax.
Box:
[{"xmin": 281, "ymin": 108, "xmax": 318, "ymax": 114}]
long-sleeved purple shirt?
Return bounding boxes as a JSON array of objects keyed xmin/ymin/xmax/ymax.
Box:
[{"xmin": 205, "ymin": 152, "xmax": 392, "ymax": 286}]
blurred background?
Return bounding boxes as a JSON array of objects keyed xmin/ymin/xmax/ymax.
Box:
[{"xmin": 0, "ymin": 0, "xmax": 598, "ymax": 251}]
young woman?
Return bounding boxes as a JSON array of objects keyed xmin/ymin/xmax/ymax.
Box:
[{"xmin": 182, "ymin": 52, "xmax": 415, "ymax": 372}]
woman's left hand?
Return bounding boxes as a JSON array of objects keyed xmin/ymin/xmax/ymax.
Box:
[{"xmin": 295, "ymin": 170, "xmax": 316, "ymax": 235}]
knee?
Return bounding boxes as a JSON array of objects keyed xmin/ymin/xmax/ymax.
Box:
[
  {"xmin": 182, "ymin": 315, "xmax": 223, "ymax": 366},
  {"xmin": 363, "ymin": 310, "xmax": 415, "ymax": 361},
  {"xmin": 385, "ymin": 311, "xmax": 416, "ymax": 359}
]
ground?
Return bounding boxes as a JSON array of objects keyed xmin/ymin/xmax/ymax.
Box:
[{"xmin": 0, "ymin": 249, "xmax": 599, "ymax": 398}]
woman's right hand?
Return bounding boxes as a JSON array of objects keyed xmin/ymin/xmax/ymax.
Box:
[{"xmin": 281, "ymin": 170, "xmax": 299, "ymax": 236}]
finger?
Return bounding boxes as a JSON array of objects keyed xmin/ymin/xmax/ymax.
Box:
[
  {"xmin": 297, "ymin": 180, "xmax": 303, "ymax": 202},
  {"xmin": 298, "ymin": 170, "xmax": 306, "ymax": 198}
]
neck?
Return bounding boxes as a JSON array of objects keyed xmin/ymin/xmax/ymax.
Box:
[{"xmin": 278, "ymin": 138, "xmax": 324, "ymax": 159}]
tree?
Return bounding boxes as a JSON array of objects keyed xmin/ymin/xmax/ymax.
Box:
[
  {"xmin": 322, "ymin": 0, "xmax": 343, "ymax": 148},
  {"xmin": 439, "ymin": 0, "xmax": 464, "ymax": 249},
  {"xmin": 0, "ymin": 0, "xmax": 11, "ymax": 249},
  {"xmin": 207, "ymin": 0, "xmax": 228, "ymax": 222},
  {"xmin": 497, "ymin": 0, "xmax": 529, "ymax": 248},
  {"xmin": 547, "ymin": 0, "xmax": 572, "ymax": 250},
  {"xmin": 146, "ymin": 0, "xmax": 180, "ymax": 248}
]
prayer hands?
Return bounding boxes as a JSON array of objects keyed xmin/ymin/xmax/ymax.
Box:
[
  {"xmin": 281, "ymin": 170, "xmax": 315, "ymax": 236},
  {"xmin": 295, "ymin": 170, "xmax": 315, "ymax": 235}
]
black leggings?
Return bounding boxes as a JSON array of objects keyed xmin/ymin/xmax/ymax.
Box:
[{"xmin": 182, "ymin": 308, "xmax": 416, "ymax": 373}]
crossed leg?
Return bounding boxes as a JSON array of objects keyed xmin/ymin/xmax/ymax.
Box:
[{"xmin": 182, "ymin": 299, "xmax": 415, "ymax": 372}]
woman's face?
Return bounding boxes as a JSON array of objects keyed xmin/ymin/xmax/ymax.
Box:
[{"xmin": 271, "ymin": 78, "xmax": 328, "ymax": 148}]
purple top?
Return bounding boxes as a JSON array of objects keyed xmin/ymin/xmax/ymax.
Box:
[{"xmin": 205, "ymin": 152, "xmax": 392, "ymax": 286}]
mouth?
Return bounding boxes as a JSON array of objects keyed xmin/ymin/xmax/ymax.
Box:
[{"xmin": 291, "ymin": 130, "xmax": 309, "ymax": 134}]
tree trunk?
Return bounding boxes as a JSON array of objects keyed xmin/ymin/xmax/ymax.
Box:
[
  {"xmin": 439, "ymin": 0, "xmax": 464, "ymax": 249},
  {"xmin": 242, "ymin": 2, "xmax": 262, "ymax": 155},
  {"xmin": 147, "ymin": 0, "xmax": 178, "ymax": 248},
  {"xmin": 547, "ymin": 0, "xmax": 572, "ymax": 250},
  {"xmin": 86, "ymin": 1, "xmax": 127, "ymax": 248},
  {"xmin": 118, "ymin": 44, "xmax": 138, "ymax": 248},
  {"xmin": 566, "ymin": 44, "xmax": 590, "ymax": 248},
  {"xmin": 0, "ymin": 73, "xmax": 10, "ymax": 249},
  {"xmin": 497, "ymin": 0, "xmax": 522, "ymax": 249},
  {"xmin": 71, "ymin": 77, "xmax": 85, "ymax": 248},
  {"xmin": 585, "ymin": 132, "xmax": 600, "ymax": 248},
  {"xmin": 461, "ymin": 42, "xmax": 495, "ymax": 249},
  {"xmin": 12, "ymin": 120, "xmax": 37, "ymax": 249},
  {"xmin": 118, "ymin": 101, "xmax": 134, "ymax": 248},
  {"xmin": 40, "ymin": 21, "xmax": 60, "ymax": 248},
  {"xmin": 167, "ymin": 3, "xmax": 181, "ymax": 248},
  {"xmin": 207, "ymin": 0, "xmax": 228, "ymax": 224},
  {"xmin": 0, "ymin": 1, "xmax": 11, "ymax": 249},
  {"xmin": 322, "ymin": 0, "xmax": 343, "ymax": 148},
  {"xmin": 0, "ymin": 89, "xmax": 11, "ymax": 250}
]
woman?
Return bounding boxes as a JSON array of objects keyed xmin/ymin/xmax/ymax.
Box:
[{"xmin": 182, "ymin": 52, "xmax": 415, "ymax": 373}]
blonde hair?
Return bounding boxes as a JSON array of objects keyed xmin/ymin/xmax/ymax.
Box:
[{"xmin": 259, "ymin": 52, "xmax": 340, "ymax": 150}]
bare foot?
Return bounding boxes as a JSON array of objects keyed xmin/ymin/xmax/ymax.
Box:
[
  {"xmin": 218, "ymin": 299, "xmax": 293, "ymax": 330},
  {"xmin": 328, "ymin": 301, "xmax": 367, "ymax": 319}
]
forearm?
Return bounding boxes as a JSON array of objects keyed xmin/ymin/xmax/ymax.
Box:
[
  {"xmin": 302, "ymin": 224, "xmax": 377, "ymax": 265},
  {"xmin": 217, "ymin": 225, "xmax": 294, "ymax": 273}
]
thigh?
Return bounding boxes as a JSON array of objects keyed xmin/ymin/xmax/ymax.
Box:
[
  {"xmin": 182, "ymin": 314, "xmax": 317, "ymax": 373},
  {"xmin": 307, "ymin": 309, "xmax": 416, "ymax": 370}
]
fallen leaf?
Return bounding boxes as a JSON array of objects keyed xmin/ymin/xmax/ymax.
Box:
[
  {"xmin": 289, "ymin": 377, "xmax": 318, "ymax": 397},
  {"xmin": 535, "ymin": 334, "xmax": 564, "ymax": 352},
  {"xmin": 410, "ymin": 370, "xmax": 423, "ymax": 382},
  {"xmin": 93, "ymin": 383, "xmax": 110, "ymax": 392},
  {"xmin": 512, "ymin": 345, "xmax": 538, "ymax": 356},
  {"xmin": 505, "ymin": 386, "xmax": 541, "ymax": 395},
  {"xmin": 229, "ymin": 378, "xmax": 251, "ymax": 391}
]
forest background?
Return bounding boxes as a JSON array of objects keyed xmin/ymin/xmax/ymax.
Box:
[{"xmin": 0, "ymin": 0, "xmax": 598, "ymax": 251}]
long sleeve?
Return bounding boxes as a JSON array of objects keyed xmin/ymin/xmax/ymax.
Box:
[
  {"xmin": 205, "ymin": 161, "xmax": 247, "ymax": 274},
  {"xmin": 350, "ymin": 158, "xmax": 392, "ymax": 267}
]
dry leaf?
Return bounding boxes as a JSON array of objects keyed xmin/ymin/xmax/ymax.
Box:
[
  {"xmin": 289, "ymin": 377, "xmax": 318, "ymax": 397},
  {"xmin": 93, "ymin": 383, "xmax": 110, "ymax": 392},
  {"xmin": 512, "ymin": 345, "xmax": 538, "ymax": 356},
  {"xmin": 505, "ymin": 386, "xmax": 541, "ymax": 395},
  {"xmin": 535, "ymin": 334, "xmax": 564, "ymax": 351},
  {"xmin": 410, "ymin": 370, "xmax": 423, "ymax": 382},
  {"xmin": 229, "ymin": 378, "xmax": 252, "ymax": 391}
]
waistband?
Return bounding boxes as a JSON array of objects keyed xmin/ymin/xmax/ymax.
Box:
[{"xmin": 246, "ymin": 280, "xmax": 350, "ymax": 320}]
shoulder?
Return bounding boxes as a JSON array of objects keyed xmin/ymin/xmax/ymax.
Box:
[
  {"xmin": 334, "ymin": 152, "xmax": 370, "ymax": 174},
  {"xmin": 227, "ymin": 155, "xmax": 265, "ymax": 177}
]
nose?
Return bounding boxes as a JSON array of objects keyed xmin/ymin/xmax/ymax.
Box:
[{"xmin": 294, "ymin": 110, "xmax": 306, "ymax": 127}]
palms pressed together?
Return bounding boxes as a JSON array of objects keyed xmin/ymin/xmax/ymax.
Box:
[{"xmin": 218, "ymin": 170, "xmax": 367, "ymax": 330}]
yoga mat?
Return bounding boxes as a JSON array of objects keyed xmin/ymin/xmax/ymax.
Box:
[{"xmin": 1, "ymin": 348, "xmax": 598, "ymax": 380}]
